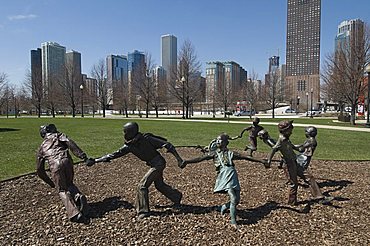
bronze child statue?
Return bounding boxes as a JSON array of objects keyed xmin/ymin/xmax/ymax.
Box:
[
  {"xmin": 237, "ymin": 117, "xmax": 264, "ymax": 156},
  {"xmin": 180, "ymin": 133, "xmax": 268, "ymax": 228},
  {"xmin": 294, "ymin": 126, "xmax": 333, "ymax": 204},
  {"xmin": 87, "ymin": 122, "xmax": 184, "ymax": 220},
  {"xmin": 264, "ymin": 122, "xmax": 333, "ymax": 205},
  {"xmin": 36, "ymin": 124, "xmax": 91, "ymax": 224}
]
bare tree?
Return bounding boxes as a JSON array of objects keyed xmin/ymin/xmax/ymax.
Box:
[
  {"xmin": 262, "ymin": 67, "xmax": 284, "ymax": 118},
  {"xmin": 322, "ymin": 24, "xmax": 370, "ymax": 125},
  {"xmin": 112, "ymin": 78, "xmax": 129, "ymax": 117},
  {"xmin": 91, "ymin": 59, "xmax": 108, "ymax": 117},
  {"xmin": 135, "ymin": 52, "xmax": 155, "ymax": 118},
  {"xmin": 0, "ymin": 73, "xmax": 8, "ymax": 112},
  {"xmin": 169, "ymin": 40, "xmax": 202, "ymax": 119},
  {"xmin": 24, "ymin": 69, "xmax": 43, "ymax": 117},
  {"xmin": 242, "ymin": 71, "xmax": 260, "ymax": 119},
  {"xmin": 61, "ymin": 62, "xmax": 82, "ymax": 117}
]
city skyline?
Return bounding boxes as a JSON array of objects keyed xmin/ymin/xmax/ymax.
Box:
[{"xmin": 1, "ymin": 0, "xmax": 370, "ymax": 87}]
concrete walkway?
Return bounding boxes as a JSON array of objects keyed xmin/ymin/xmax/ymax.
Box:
[{"xmin": 135, "ymin": 117, "xmax": 370, "ymax": 133}]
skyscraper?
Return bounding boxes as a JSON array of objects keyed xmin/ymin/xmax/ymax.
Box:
[
  {"xmin": 335, "ymin": 19, "xmax": 364, "ymax": 59},
  {"xmin": 41, "ymin": 42, "xmax": 66, "ymax": 96},
  {"xmin": 161, "ymin": 34, "xmax": 177, "ymax": 81},
  {"xmin": 65, "ymin": 50, "xmax": 82, "ymax": 93},
  {"xmin": 106, "ymin": 54, "xmax": 128, "ymax": 108},
  {"xmin": 128, "ymin": 50, "xmax": 145, "ymax": 102},
  {"xmin": 30, "ymin": 48, "xmax": 42, "ymax": 100},
  {"xmin": 285, "ymin": 0, "xmax": 321, "ymax": 109}
]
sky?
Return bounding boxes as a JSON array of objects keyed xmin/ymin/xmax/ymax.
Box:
[{"xmin": 1, "ymin": 0, "xmax": 370, "ymax": 87}]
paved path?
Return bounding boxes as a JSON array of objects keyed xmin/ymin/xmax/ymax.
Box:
[{"xmin": 137, "ymin": 117, "xmax": 370, "ymax": 132}]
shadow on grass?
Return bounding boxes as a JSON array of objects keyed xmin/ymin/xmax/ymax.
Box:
[
  {"xmin": 0, "ymin": 128, "xmax": 20, "ymax": 132},
  {"xmin": 87, "ymin": 196, "xmax": 134, "ymax": 218}
]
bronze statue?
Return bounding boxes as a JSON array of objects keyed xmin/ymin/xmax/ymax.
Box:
[
  {"xmin": 180, "ymin": 133, "xmax": 268, "ymax": 228},
  {"xmin": 294, "ymin": 126, "xmax": 333, "ymax": 204},
  {"xmin": 36, "ymin": 124, "xmax": 90, "ymax": 223},
  {"xmin": 263, "ymin": 122, "xmax": 333, "ymax": 205},
  {"xmin": 266, "ymin": 120, "xmax": 300, "ymax": 205},
  {"xmin": 87, "ymin": 122, "xmax": 183, "ymax": 220},
  {"xmin": 237, "ymin": 117, "xmax": 264, "ymax": 156}
]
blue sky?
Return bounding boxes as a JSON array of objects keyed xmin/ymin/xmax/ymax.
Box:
[{"xmin": 1, "ymin": 0, "xmax": 370, "ymax": 87}]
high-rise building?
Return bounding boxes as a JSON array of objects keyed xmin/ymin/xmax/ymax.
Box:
[
  {"xmin": 30, "ymin": 48, "xmax": 42, "ymax": 100},
  {"xmin": 335, "ymin": 19, "xmax": 364, "ymax": 60},
  {"xmin": 106, "ymin": 54, "xmax": 128, "ymax": 108},
  {"xmin": 128, "ymin": 50, "xmax": 145, "ymax": 102},
  {"xmin": 205, "ymin": 61, "xmax": 246, "ymax": 103},
  {"xmin": 65, "ymin": 50, "xmax": 82, "ymax": 99},
  {"xmin": 41, "ymin": 42, "xmax": 66, "ymax": 96},
  {"xmin": 285, "ymin": 0, "xmax": 321, "ymax": 109},
  {"xmin": 161, "ymin": 34, "xmax": 177, "ymax": 81}
]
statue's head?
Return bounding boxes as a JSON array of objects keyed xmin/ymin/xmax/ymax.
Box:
[
  {"xmin": 123, "ymin": 122, "xmax": 139, "ymax": 141},
  {"xmin": 257, "ymin": 129, "xmax": 269, "ymax": 140},
  {"xmin": 278, "ymin": 120, "xmax": 294, "ymax": 136},
  {"xmin": 305, "ymin": 126, "xmax": 317, "ymax": 137},
  {"xmin": 216, "ymin": 133, "xmax": 229, "ymax": 149},
  {"xmin": 253, "ymin": 117, "xmax": 260, "ymax": 125},
  {"xmin": 39, "ymin": 124, "xmax": 57, "ymax": 138}
]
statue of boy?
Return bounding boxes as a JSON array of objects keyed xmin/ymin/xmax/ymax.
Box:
[
  {"xmin": 264, "ymin": 122, "xmax": 333, "ymax": 205},
  {"xmin": 295, "ymin": 126, "xmax": 333, "ymax": 204},
  {"xmin": 36, "ymin": 124, "xmax": 90, "ymax": 223},
  {"xmin": 87, "ymin": 122, "xmax": 183, "ymax": 220},
  {"xmin": 266, "ymin": 120, "xmax": 300, "ymax": 205},
  {"xmin": 238, "ymin": 117, "xmax": 264, "ymax": 156},
  {"xmin": 180, "ymin": 133, "xmax": 268, "ymax": 228}
]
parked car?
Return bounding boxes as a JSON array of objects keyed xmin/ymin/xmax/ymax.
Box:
[
  {"xmin": 306, "ymin": 110, "xmax": 321, "ymax": 116},
  {"xmin": 234, "ymin": 110, "xmax": 256, "ymax": 116},
  {"xmin": 284, "ymin": 108, "xmax": 296, "ymax": 113}
]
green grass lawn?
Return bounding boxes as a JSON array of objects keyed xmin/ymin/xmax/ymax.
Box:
[{"xmin": 1, "ymin": 117, "xmax": 369, "ymax": 181}]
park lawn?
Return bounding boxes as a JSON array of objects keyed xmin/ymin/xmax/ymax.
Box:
[{"xmin": 0, "ymin": 117, "xmax": 369, "ymax": 181}]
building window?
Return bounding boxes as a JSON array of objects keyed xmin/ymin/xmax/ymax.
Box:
[{"xmin": 297, "ymin": 80, "xmax": 306, "ymax": 91}]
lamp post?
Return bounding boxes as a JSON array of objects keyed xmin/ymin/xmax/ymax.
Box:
[
  {"xmin": 310, "ymin": 88, "xmax": 313, "ymax": 118},
  {"xmin": 306, "ymin": 92, "xmax": 309, "ymax": 117},
  {"xmin": 296, "ymin": 96, "xmax": 300, "ymax": 114},
  {"xmin": 365, "ymin": 64, "xmax": 370, "ymax": 127},
  {"xmin": 181, "ymin": 76, "xmax": 185, "ymax": 119},
  {"xmin": 80, "ymin": 84, "xmax": 84, "ymax": 117}
]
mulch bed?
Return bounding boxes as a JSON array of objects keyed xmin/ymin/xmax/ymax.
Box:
[{"xmin": 0, "ymin": 148, "xmax": 369, "ymax": 245}]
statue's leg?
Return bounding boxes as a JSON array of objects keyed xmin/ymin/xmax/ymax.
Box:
[
  {"xmin": 136, "ymin": 166, "xmax": 160, "ymax": 217},
  {"xmin": 285, "ymin": 160, "xmax": 298, "ymax": 205},
  {"xmin": 154, "ymin": 168, "xmax": 182, "ymax": 205},
  {"xmin": 228, "ymin": 188, "xmax": 240, "ymax": 225}
]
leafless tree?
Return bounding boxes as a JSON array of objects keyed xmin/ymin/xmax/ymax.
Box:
[
  {"xmin": 262, "ymin": 67, "xmax": 284, "ymax": 118},
  {"xmin": 61, "ymin": 62, "xmax": 82, "ymax": 117},
  {"xmin": 135, "ymin": 52, "xmax": 155, "ymax": 118},
  {"xmin": 24, "ymin": 69, "xmax": 43, "ymax": 117},
  {"xmin": 91, "ymin": 59, "xmax": 108, "ymax": 117},
  {"xmin": 169, "ymin": 40, "xmax": 202, "ymax": 119},
  {"xmin": 112, "ymin": 78, "xmax": 129, "ymax": 117},
  {"xmin": 322, "ymin": 24, "xmax": 370, "ymax": 125},
  {"xmin": 242, "ymin": 71, "xmax": 260, "ymax": 119}
]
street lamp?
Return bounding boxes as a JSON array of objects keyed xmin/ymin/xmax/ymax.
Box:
[
  {"xmin": 306, "ymin": 92, "xmax": 309, "ymax": 117},
  {"xmin": 365, "ymin": 64, "xmax": 370, "ymax": 127},
  {"xmin": 181, "ymin": 76, "xmax": 186, "ymax": 119},
  {"xmin": 80, "ymin": 84, "xmax": 84, "ymax": 117},
  {"xmin": 296, "ymin": 96, "xmax": 300, "ymax": 114},
  {"xmin": 310, "ymin": 88, "xmax": 313, "ymax": 118}
]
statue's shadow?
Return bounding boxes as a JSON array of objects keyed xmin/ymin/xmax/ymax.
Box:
[
  {"xmin": 0, "ymin": 128, "xmax": 20, "ymax": 132},
  {"xmin": 152, "ymin": 203, "xmax": 217, "ymax": 217},
  {"xmin": 238, "ymin": 201, "xmax": 279, "ymax": 225},
  {"xmin": 87, "ymin": 196, "xmax": 134, "ymax": 218}
]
